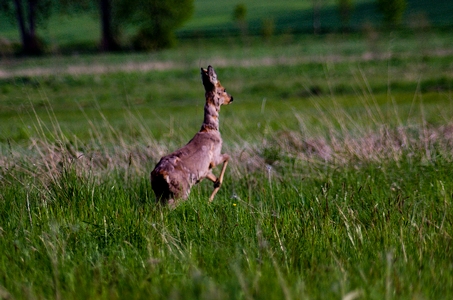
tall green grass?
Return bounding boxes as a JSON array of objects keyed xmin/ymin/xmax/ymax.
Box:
[
  {"xmin": 1, "ymin": 132, "xmax": 453, "ymax": 299},
  {"xmin": 1, "ymin": 68, "xmax": 453, "ymax": 299},
  {"xmin": 1, "ymin": 30, "xmax": 453, "ymax": 298},
  {"xmin": 2, "ymin": 159, "xmax": 452, "ymax": 299}
]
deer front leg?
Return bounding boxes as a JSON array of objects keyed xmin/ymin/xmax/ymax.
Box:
[
  {"xmin": 209, "ymin": 154, "xmax": 229, "ymax": 202},
  {"xmin": 206, "ymin": 172, "xmax": 218, "ymax": 183}
]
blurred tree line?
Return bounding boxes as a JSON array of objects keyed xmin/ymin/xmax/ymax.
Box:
[
  {"xmin": 1, "ymin": 0, "xmax": 410, "ymax": 56},
  {"xmin": 330, "ymin": 0, "xmax": 406, "ymax": 33},
  {"xmin": 0, "ymin": 0, "xmax": 193, "ymax": 55}
]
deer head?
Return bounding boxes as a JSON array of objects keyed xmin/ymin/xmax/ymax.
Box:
[{"xmin": 201, "ymin": 65, "xmax": 233, "ymax": 106}]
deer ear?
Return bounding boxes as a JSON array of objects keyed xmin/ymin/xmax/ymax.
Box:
[
  {"xmin": 201, "ymin": 66, "xmax": 217, "ymax": 90},
  {"xmin": 207, "ymin": 65, "xmax": 217, "ymax": 84}
]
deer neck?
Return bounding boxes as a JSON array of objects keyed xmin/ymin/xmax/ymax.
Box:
[{"xmin": 201, "ymin": 91, "xmax": 220, "ymax": 132}]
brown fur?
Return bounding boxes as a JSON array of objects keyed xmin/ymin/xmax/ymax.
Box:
[{"xmin": 151, "ymin": 66, "xmax": 233, "ymax": 206}]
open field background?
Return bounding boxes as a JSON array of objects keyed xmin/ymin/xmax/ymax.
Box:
[
  {"xmin": 1, "ymin": 0, "xmax": 453, "ymax": 299},
  {"xmin": 1, "ymin": 0, "xmax": 453, "ymax": 52}
]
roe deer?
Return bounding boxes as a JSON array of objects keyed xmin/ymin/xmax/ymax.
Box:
[{"xmin": 151, "ymin": 65, "xmax": 233, "ymax": 206}]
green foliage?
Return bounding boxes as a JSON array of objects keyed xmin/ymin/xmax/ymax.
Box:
[
  {"xmin": 2, "ymin": 0, "xmax": 453, "ymax": 53},
  {"xmin": 0, "ymin": 0, "xmax": 53, "ymax": 26},
  {"xmin": 261, "ymin": 17, "xmax": 275, "ymax": 40},
  {"xmin": 376, "ymin": 0, "xmax": 407, "ymax": 28},
  {"xmin": 232, "ymin": 3, "xmax": 247, "ymax": 37},
  {"xmin": 115, "ymin": 0, "xmax": 194, "ymax": 50},
  {"xmin": 0, "ymin": 0, "xmax": 55, "ymax": 54},
  {"xmin": 232, "ymin": 3, "xmax": 246, "ymax": 22}
]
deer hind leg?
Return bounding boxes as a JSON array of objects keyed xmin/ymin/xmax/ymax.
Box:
[
  {"xmin": 209, "ymin": 154, "xmax": 229, "ymax": 202},
  {"xmin": 151, "ymin": 170, "xmax": 187, "ymax": 207}
]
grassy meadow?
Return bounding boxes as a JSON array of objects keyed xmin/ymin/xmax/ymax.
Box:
[
  {"xmin": 1, "ymin": 7, "xmax": 453, "ymax": 299},
  {"xmin": 1, "ymin": 35, "xmax": 453, "ymax": 299}
]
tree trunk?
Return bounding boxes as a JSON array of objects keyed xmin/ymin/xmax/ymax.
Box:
[
  {"xmin": 100, "ymin": 0, "xmax": 120, "ymax": 51},
  {"xmin": 28, "ymin": 0, "xmax": 37, "ymax": 37},
  {"xmin": 13, "ymin": 0, "xmax": 42, "ymax": 55},
  {"xmin": 13, "ymin": 0, "xmax": 28, "ymax": 49}
]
